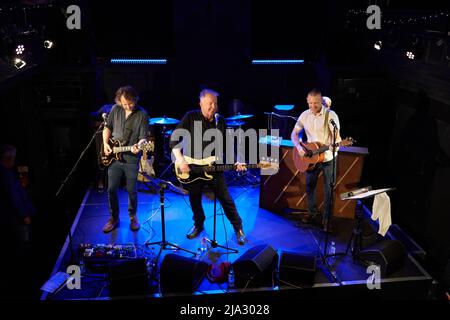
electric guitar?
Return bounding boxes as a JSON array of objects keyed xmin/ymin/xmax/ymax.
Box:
[
  {"xmin": 175, "ymin": 156, "xmax": 278, "ymax": 184},
  {"xmin": 100, "ymin": 139, "xmax": 154, "ymax": 167},
  {"xmin": 293, "ymin": 137, "xmax": 355, "ymax": 173}
]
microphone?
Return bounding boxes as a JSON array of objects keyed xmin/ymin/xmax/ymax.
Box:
[
  {"xmin": 214, "ymin": 113, "xmax": 219, "ymax": 127},
  {"xmin": 101, "ymin": 113, "xmax": 108, "ymax": 125},
  {"xmin": 330, "ymin": 119, "xmax": 338, "ymax": 128}
]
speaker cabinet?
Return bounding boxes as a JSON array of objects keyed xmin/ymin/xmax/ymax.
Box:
[
  {"xmin": 232, "ymin": 244, "xmax": 278, "ymax": 288},
  {"xmin": 358, "ymin": 240, "xmax": 407, "ymax": 277},
  {"xmin": 279, "ymin": 251, "xmax": 316, "ymax": 287},
  {"xmin": 160, "ymin": 254, "xmax": 209, "ymax": 294},
  {"xmin": 108, "ymin": 258, "xmax": 149, "ymax": 297}
]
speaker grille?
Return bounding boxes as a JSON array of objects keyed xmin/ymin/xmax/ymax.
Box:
[
  {"xmin": 232, "ymin": 244, "xmax": 278, "ymax": 288},
  {"xmin": 160, "ymin": 254, "xmax": 209, "ymax": 294}
]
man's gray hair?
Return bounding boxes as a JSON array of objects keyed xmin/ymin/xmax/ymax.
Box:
[{"xmin": 199, "ymin": 89, "xmax": 219, "ymax": 100}]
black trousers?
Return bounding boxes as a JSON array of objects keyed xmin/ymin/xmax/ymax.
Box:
[
  {"xmin": 107, "ymin": 160, "xmax": 139, "ymax": 218},
  {"xmin": 185, "ymin": 173, "xmax": 243, "ymax": 231}
]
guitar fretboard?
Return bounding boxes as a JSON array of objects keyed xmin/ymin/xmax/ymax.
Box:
[
  {"xmin": 312, "ymin": 142, "xmax": 347, "ymax": 155},
  {"xmin": 190, "ymin": 163, "xmax": 260, "ymax": 173},
  {"xmin": 113, "ymin": 146, "xmax": 134, "ymax": 153}
]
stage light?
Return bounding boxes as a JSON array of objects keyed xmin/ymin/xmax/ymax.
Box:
[
  {"xmin": 374, "ymin": 41, "xmax": 382, "ymax": 51},
  {"xmin": 43, "ymin": 40, "xmax": 53, "ymax": 49},
  {"xmin": 15, "ymin": 45, "xmax": 25, "ymax": 55},
  {"xmin": 406, "ymin": 51, "xmax": 415, "ymax": 60},
  {"xmin": 14, "ymin": 58, "xmax": 27, "ymax": 69},
  {"xmin": 251, "ymin": 59, "xmax": 304, "ymax": 65},
  {"xmin": 110, "ymin": 59, "xmax": 167, "ymax": 64}
]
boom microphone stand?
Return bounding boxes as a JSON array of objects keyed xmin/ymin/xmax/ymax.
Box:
[
  {"xmin": 145, "ymin": 180, "xmax": 196, "ymax": 258},
  {"xmin": 55, "ymin": 118, "xmax": 106, "ymax": 265},
  {"xmin": 320, "ymin": 122, "xmax": 345, "ymax": 281}
]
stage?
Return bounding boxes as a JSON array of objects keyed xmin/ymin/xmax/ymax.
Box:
[{"xmin": 41, "ymin": 173, "xmax": 432, "ymax": 301}]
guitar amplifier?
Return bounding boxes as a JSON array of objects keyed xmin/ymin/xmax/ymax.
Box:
[{"xmin": 259, "ymin": 142, "xmax": 368, "ymax": 219}]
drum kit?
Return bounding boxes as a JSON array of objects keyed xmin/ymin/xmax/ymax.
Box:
[
  {"xmin": 148, "ymin": 112, "xmax": 255, "ymax": 141},
  {"xmin": 225, "ymin": 112, "xmax": 253, "ymax": 128}
]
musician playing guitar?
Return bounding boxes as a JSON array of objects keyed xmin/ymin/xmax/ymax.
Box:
[
  {"xmin": 101, "ymin": 85, "xmax": 149, "ymax": 233},
  {"xmin": 291, "ymin": 89, "xmax": 342, "ymax": 232},
  {"xmin": 170, "ymin": 89, "xmax": 247, "ymax": 245}
]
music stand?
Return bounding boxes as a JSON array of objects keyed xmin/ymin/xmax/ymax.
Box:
[
  {"xmin": 340, "ymin": 187, "xmax": 395, "ymax": 261},
  {"xmin": 145, "ymin": 180, "xmax": 196, "ymax": 260}
]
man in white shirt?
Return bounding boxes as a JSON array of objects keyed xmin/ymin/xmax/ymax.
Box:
[{"xmin": 291, "ymin": 89, "xmax": 341, "ymax": 232}]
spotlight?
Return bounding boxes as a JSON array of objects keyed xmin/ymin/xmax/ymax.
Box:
[
  {"xmin": 15, "ymin": 45, "xmax": 25, "ymax": 55},
  {"xmin": 374, "ymin": 40, "xmax": 382, "ymax": 51},
  {"xmin": 43, "ymin": 40, "xmax": 53, "ymax": 49},
  {"xmin": 14, "ymin": 58, "xmax": 27, "ymax": 69},
  {"xmin": 406, "ymin": 51, "xmax": 415, "ymax": 60}
]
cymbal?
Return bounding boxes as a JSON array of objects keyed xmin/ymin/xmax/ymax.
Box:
[
  {"xmin": 226, "ymin": 120, "xmax": 245, "ymax": 127},
  {"xmin": 149, "ymin": 116, "xmax": 180, "ymax": 125},
  {"xmin": 164, "ymin": 129, "xmax": 173, "ymax": 136},
  {"xmin": 226, "ymin": 113, "xmax": 254, "ymax": 121}
]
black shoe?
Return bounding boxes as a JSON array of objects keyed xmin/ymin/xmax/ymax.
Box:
[
  {"xmin": 186, "ymin": 225, "xmax": 204, "ymax": 239},
  {"xmin": 235, "ymin": 229, "xmax": 246, "ymax": 246}
]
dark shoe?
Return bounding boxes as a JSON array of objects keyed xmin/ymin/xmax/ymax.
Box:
[
  {"xmin": 186, "ymin": 225, "xmax": 204, "ymax": 239},
  {"xmin": 235, "ymin": 229, "xmax": 246, "ymax": 246},
  {"xmin": 130, "ymin": 215, "xmax": 140, "ymax": 231},
  {"xmin": 102, "ymin": 217, "xmax": 119, "ymax": 233}
]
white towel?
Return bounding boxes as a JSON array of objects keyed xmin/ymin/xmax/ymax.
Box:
[{"xmin": 371, "ymin": 192, "xmax": 391, "ymax": 236}]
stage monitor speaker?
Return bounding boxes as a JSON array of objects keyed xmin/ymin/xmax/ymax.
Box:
[
  {"xmin": 279, "ymin": 251, "xmax": 316, "ymax": 287},
  {"xmin": 108, "ymin": 258, "xmax": 149, "ymax": 297},
  {"xmin": 358, "ymin": 240, "xmax": 407, "ymax": 277},
  {"xmin": 232, "ymin": 244, "xmax": 278, "ymax": 288},
  {"xmin": 160, "ymin": 253, "xmax": 209, "ymax": 294}
]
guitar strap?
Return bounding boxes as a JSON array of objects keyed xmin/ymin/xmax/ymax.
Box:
[{"xmin": 323, "ymin": 108, "xmax": 332, "ymax": 142}]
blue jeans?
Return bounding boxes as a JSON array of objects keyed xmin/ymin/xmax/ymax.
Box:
[
  {"xmin": 305, "ymin": 159, "xmax": 337, "ymax": 220},
  {"xmin": 107, "ymin": 160, "xmax": 139, "ymax": 218}
]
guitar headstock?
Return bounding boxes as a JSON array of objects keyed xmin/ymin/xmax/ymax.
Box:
[
  {"xmin": 341, "ymin": 137, "xmax": 356, "ymax": 147},
  {"xmin": 138, "ymin": 141, "xmax": 155, "ymax": 153}
]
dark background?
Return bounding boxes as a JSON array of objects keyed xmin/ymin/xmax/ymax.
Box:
[{"xmin": 0, "ymin": 0, "xmax": 449, "ymax": 298}]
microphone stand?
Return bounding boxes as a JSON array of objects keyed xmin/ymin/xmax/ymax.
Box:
[
  {"xmin": 54, "ymin": 119, "xmax": 106, "ymax": 265},
  {"xmin": 205, "ymin": 115, "xmax": 238, "ymax": 253},
  {"xmin": 320, "ymin": 122, "xmax": 345, "ymax": 282}
]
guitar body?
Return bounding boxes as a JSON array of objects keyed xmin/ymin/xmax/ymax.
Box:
[
  {"xmin": 293, "ymin": 138, "xmax": 355, "ymax": 173},
  {"xmin": 175, "ymin": 156, "xmax": 277, "ymax": 184},
  {"xmin": 175, "ymin": 156, "xmax": 215, "ymax": 184},
  {"xmin": 293, "ymin": 142, "xmax": 326, "ymax": 172},
  {"xmin": 100, "ymin": 139, "xmax": 155, "ymax": 168},
  {"xmin": 100, "ymin": 139, "xmax": 123, "ymax": 167}
]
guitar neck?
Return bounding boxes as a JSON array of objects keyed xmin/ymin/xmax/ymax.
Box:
[
  {"xmin": 314, "ymin": 142, "xmax": 343, "ymax": 155},
  {"xmin": 113, "ymin": 146, "xmax": 134, "ymax": 153},
  {"xmin": 191, "ymin": 163, "xmax": 259, "ymax": 173}
]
